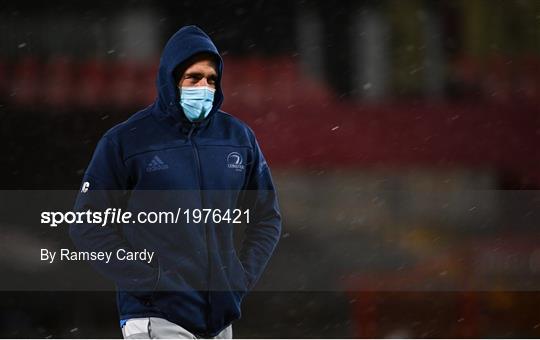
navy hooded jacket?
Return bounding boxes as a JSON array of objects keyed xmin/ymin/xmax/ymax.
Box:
[{"xmin": 69, "ymin": 25, "xmax": 281, "ymax": 337}]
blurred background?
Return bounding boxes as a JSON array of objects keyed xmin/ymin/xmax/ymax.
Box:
[{"xmin": 1, "ymin": 0, "xmax": 539, "ymax": 338}]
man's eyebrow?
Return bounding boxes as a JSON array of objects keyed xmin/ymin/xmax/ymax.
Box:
[
  {"xmin": 184, "ymin": 71, "xmax": 203, "ymax": 78},
  {"xmin": 184, "ymin": 71, "xmax": 217, "ymax": 78}
]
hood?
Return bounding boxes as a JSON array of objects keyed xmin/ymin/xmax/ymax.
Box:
[{"xmin": 156, "ymin": 25, "xmax": 224, "ymax": 122}]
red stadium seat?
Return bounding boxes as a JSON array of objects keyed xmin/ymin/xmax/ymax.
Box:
[
  {"xmin": 77, "ymin": 59, "xmax": 109, "ymax": 110},
  {"xmin": 109, "ymin": 60, "xmax": 139, "ymax": 110},
  {"xmin": 11, "ymin": 56, "xmax": 41, "ymax": 109},
  {"xmin": 134, "ymin": 60, "xmax": 158, "ymax": 108},
  {"xmin": 42, "ymin": 56, "xmax": 74, "ymax": 111}
]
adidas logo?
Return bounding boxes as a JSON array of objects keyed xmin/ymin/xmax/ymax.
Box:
[{"xmin": 146, "ymin": 155, "xmax": 169, "ymax": 172}]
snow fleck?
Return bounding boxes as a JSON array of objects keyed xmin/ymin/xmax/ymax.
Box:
[
  {"xmin": 101, "ymin": 114, "xmax": 110, "ymax": 120},
  {"xmin": 18, "ymin": 42, "xmax": 26, "ymax": 48},
  {"xmin": 331, "ymin": 125, "xmax": 339, "ymax": 131},
  {"xmin": 409, "ymin": 66, "xmax": 423, "ymax": 75},
  {"xmin": 363, "ymin": 83, "xmax": 372, "ymax": 90},
  {"xmin": 107, "ymin": 49, "xmax": 115, "ymax": 54},
  {"xmin": 69, "ymin": 328, "xmax": 79, "ymax": 333},
  {"xmin": 282, "ymin": 232, "xmax": 290, "ymax": 238}
]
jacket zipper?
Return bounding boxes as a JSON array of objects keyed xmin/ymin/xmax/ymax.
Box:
[{"xmin": 187, "ymin": 124, "xmax": 213, "ymax": 332}]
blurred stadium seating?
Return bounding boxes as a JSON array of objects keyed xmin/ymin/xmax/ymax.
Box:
[{"xmin": 1, "ymin": 0, "xmax": 539, "ymax": 338}]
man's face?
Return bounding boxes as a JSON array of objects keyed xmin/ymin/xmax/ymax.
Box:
[{"xmin": 178, "ymin": 56, "xmax": 217, "ymax": 89}]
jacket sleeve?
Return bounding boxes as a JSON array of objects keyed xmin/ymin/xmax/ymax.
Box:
[
  {"xmin": 69, "ymin": 135, "xmax": 158, "ymax": 291},
  {"xmin": 238, "ymin": 134, "xmax": 282, "ymax": 290}
]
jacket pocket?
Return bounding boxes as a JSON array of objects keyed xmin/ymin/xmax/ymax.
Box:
[
  {"xmin": 226, "ymin": 250, "xmax": 250, "ymax": 297},
  {"xmin": 124, "ymin": 256, "xmax": 161, "ymax": 308},
  {"xmin": 234, "ymin": 252, "xmax": 250, "ymax": 292}
]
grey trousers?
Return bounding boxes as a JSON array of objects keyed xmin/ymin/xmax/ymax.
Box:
[{"xmin": 121, "ymin": 317, "xmax": 233, "ymax": 339}]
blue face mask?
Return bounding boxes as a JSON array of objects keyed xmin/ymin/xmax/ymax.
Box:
[{"xmin": 179, "ymin": 86, "xmax": 215, "ymax": 122}]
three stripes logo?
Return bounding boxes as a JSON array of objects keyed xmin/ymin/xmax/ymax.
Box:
[{"xmin": 146, "ymin": 155, "xmax": 169, "ymax": 172}]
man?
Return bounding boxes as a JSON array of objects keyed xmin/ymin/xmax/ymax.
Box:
[{"xmin": 70, "ymin": 25, "xmax": 281, "ymax": 339}]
